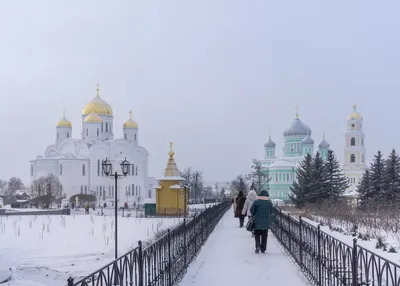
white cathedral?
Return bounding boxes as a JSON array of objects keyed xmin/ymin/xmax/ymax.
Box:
[{"xmin": 30, "ymin": 84, "xmax": 157, "ymax": 206}]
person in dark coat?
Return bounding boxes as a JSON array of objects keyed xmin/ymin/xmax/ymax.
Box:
[
  {"xmin": 235, "ymin": 191, "xmax": 246, "ymax": 227},
  {"xmin": 250, "ymin": 190, "xmax": 273, "ymax": 253}
]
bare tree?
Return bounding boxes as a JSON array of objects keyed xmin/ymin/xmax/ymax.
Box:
[
  {"xmin": 31, "ymin": 174, "xmax": 62, "ymax": 208},
  {"xmin": 181, "ymin": 168, "xmax": 204, "ymax": 203},
  {"xmin": 6, "ymin": 177, "xmax": 24, "ymax": 197},
  {"xmin": 0, "ymin": 179, "xmax": 7, "ymax": 197},
  {"xmin": 231, "ymin": 175, "xmax": 248, "ymax": 193},
  {"xmin": 247, "ymin": 159, "xmax": 270, "ymax": 192}
]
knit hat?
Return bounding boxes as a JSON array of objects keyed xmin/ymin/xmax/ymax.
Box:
[
  {"xmin": 238, "ymin": 190, "xmax": 244, "ymax": 196},
  {"xmin": 259, "ymin": 190, "xmax": 269, "ymax": 197}
]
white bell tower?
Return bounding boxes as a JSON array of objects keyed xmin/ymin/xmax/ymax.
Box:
[{"xmin": 342, "ymin": 104, "xmax": 367, "ymax": 190}]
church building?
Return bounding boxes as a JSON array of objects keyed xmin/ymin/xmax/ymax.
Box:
[
  {"xmin": 30, "ymin": 84, "xmax": 155, "ymax": 206},
  {"xmin": 259, "ymin": 105, "xmax": 367, "ymax": 202}
]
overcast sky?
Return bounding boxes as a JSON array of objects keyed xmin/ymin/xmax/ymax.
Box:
[{"xmin": 0, "ymin": 0, "xmax": 399, "ymax": 185}]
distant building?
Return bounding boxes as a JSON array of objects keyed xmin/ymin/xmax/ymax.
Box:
[
  {"xmin": 29, "ymin": 84, "xmax": 153, "ymax": 207},
  {"xmin": 258, "ymin": 105, "xmax": 367, "ymax": 202}
]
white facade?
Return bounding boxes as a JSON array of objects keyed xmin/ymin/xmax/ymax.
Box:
[
  {"xmin": 30, "ymin": 85, "xmax": 152, "ymax": 207},
  {"xmin": 342, "ymin": 105, "xmax": 367, "ymax": 191}
]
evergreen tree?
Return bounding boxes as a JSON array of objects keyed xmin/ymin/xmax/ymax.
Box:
[
  {"xmin": 289, "ymin": 154, "xmax": 313, "ymax": 208},
  {"xmin": 322, "ymin": 150, "xmax": 350, "ymax": 199},
  {"xmin": 357, "ymin": 170, "xmax": 372, "ymax": 207},
  {"xmin": 368, "ymin": 150, "xmax": 385, "ymax": 202},
  {"xmin": 382, "ymin": 149, "xmax": 400, "ymax": 202},
  {"xmin": 308, "ymin": 152, "xmax": 327, "ymax": 203}
]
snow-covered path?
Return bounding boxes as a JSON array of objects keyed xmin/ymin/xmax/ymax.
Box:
[{"xmin": 179, "ymin": 208, "xmax": 310, "ymax": 286}]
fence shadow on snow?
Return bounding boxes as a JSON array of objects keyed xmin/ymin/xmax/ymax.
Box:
[
  {"xmin": 67, "ymin": 201, "xmax": 231, "ymax": 286},
  {"xmin": 271, "ymin": 207, "xmax": 400, "ymax": 286}
]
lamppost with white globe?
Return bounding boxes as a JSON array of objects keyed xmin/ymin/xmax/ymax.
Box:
[{"xmin": 102, "ymin": 157, "xmax": 130, "ymax": 259}]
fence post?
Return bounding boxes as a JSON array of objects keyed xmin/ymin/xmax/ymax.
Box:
[
  {"xmin": 167, "ymin": 229, "xmax": 172, "ymax": 286},
  {"xmin": 201, "ymin": 213, "xmax": 204, "ymax": 244},
  {"xmin": 279, "ymin": 209, "xmax": 283, "ymax": 241},
  {"xmin": 67, "ymin": 277, "xmax": 74, "ymax": 286},
  {"xmin": 288, "ymin": 214, "xmax": 291, "ymax": 253},
  {"xmin": 299, "ymin": 216, "xmax": 303, "ymax": 269},
  {"xmin": 183, "ymin": 219, "xmax": 187, "ymax": 266},
  {"xmin": 138, "ymin": 240, "xmax": 144, "ymax": 286},
  {"xmin": 352, "ymin": 238, "xmax": 358, "ymax": 286},
  {"xmin": 317, "ymin": 225, "xmax": 322, "ymax": 286},
  {"xmin": 193, "ymin": 215, "xmax": 197, "ymax": 253}
]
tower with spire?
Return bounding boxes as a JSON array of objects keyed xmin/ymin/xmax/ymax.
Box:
[
  {"xmin": 155, "ymin": 143, "xmax": 187, "ymax": 216},
  {"xmin": 342, "ymin": 104, "xmax": 367, "ymax": 190}
]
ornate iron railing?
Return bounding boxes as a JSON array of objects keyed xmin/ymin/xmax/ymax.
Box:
[
  {"xmin": 67, "ymin": 201, "xmax": 230, "ymax": 286},
  {"xmin": 271, "ymin": 207, "xmax": 400, "ymax": 286}
]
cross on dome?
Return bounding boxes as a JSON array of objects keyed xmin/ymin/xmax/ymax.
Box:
[
  {"xmin": 96, "ymin": 83, "xmax": 100, "ymax": 97},
  {"xmin": 295, "ymin": 105, "xmax": 299, "ymax": 119},
  {"xmin": 169, "ymin": 142, "xmax": 174, "ymax": 157}
]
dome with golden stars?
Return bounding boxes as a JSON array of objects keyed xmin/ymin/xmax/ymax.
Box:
[
  {"xmin": 85, "ymin": 111, "xmax": 102, "ymax": 123},
  {"xmin": 123, "ymin": 111, "xmax": 138, "ymax": 129},
  {"xmin": 56, "ymin": 111, "xmax": 72, "ymax": 127},
  {"xmin": 348, "ymin": 104, "xmax": 362, "ymax": 121},
  {"xmin": 82, "ymin": 84, "xmax": 113, "ymax": 116}
]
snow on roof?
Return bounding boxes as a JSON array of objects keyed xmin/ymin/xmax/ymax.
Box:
[
  {"xmin": 143, "ymin": 198, "xmax": 156, "ymax": 204},
  {"xmin": 169, "ymin": 184, "xmax": 181, "ymax": 189}
]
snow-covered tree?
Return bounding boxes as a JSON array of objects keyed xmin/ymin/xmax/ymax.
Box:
[
  {"xmin": 368, "ymin": 150, "xmax": 385, "ymax": 202},
  {"xmin": 382, "ymin": 149, "xmax": 400, "ymax": 202},
  {"xmin": 357, "ymin": 170, "xmax": 372, "ymax": 207},
  {"xmin": 289, "ymin": 154, "xmax": 313, "ymax": 208},
  {"xmin": 308, "ymin": 151, "xmax": 327, "ymax": 203},
  {"xmin": 322, "ymin": 150, "xmax": 350, "ymax": 199}
]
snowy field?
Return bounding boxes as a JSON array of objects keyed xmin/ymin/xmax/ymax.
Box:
[{"xmin": 0, "ymin": 213, "xmax": 184, "ymax": 286}]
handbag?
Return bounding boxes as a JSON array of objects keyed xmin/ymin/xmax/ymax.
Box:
[{"xmin": 246, "ymin": 217, "xmax": 255, "ymax": 232}]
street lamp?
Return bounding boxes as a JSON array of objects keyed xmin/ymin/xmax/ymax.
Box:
[{"xmin": 102, "ymin": 157, "xmax": 130, "ymax": 259}]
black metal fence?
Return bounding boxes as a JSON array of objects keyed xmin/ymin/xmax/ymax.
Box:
[
  {"xmin": 272, "ymin": 207, "xmax": 400, "ymax": 286},
  {"xmin": 67, "ymin": 201, "xmax": 230, "ymax": 286}
]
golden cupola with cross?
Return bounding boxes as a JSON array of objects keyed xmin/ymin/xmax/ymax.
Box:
[
  {"xmin": 123, "ymin": 110, "xmax": 139, "ymax": 142},
  {"xmin": 81, "ymin": 84, "xmax": 114, "ymax": 141},
  {"xmin": 155, "ymin": 143, "xmax": 187, "ymax": 216},
  {"xmin": 56, "ymin": 110, "xmax": 72, "ymax": 142}
]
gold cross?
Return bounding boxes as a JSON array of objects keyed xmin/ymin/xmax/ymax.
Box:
[
  {"xmin": 353, "ymin": 104, "xmax": 357, "ymax": 111},
  {"xmin": 62, "ymin": 109, "xmax": 66, "ymax": 117},
  {"xmin": 129, "ymin": 110, "xmax": 132, "ymax": 119},
  {"xmin": 96, "ymin": 83, "xmax": 100, "ymax": 96},
  {"xmin": 295, "ymin": 105, "xmax": 299, "ymax": 119}
]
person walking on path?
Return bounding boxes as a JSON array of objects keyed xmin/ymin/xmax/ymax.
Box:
[
  {"xmin": 250, "ymin": 190, "xmax": 273, "ymax": 253},
  {"xmin": 234, "ymin": 191, "xmax": 246, "ymax": 227},
  {"xmin": 242, "ymin": 189, "xmax": 258, "ymax": 219},
  {"xmin": 242, "ymin": 189, "xmax": 258, "ymax": 236}
]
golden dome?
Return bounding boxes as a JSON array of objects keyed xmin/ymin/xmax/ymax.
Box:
[
  {"xmin": 348, "ymin": 104, "xmax": 362, "ymax": 121},
  {"xmin": 81, "ymin": 84, "xmax": 113, "ymax": 116},
  {"xmin": 123, "ymin": 110, "xmax": 138, "ymax": 128},
  {"xmin": 56, "ymin": 110, "xmax": 72, "ymax": 127},
  {"xmin": 85, "ymin": 110, "xmax": 102, "ymax": 123}
]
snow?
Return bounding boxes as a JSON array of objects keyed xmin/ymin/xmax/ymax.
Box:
[
  {"xmin": 0, "ymin": 213, "xmax": 183, "ymax": 285},
  {"xmin": 179, "ymin": 208, "xmax": 310, "ymax": 286}
]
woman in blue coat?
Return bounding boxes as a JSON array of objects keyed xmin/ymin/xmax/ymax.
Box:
[{"xmin": 250, "ymin": 190, "xmax": 273, "ymax": 253}]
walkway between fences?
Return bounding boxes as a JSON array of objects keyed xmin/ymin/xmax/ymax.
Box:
[
  {"xmin": 272, "ymin": 208, "xmax": 400, "ymax": 286},
  {"xmin": 67, "ymin": 201, "xmax": 231, "ymax": 286},
  {"xmin": 178, "ymin": 207, "xmax": 309, "ymax": 286}
]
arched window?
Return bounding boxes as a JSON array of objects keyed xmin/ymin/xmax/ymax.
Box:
[
  {"xmin": 82, "ymin": 164, "xmax": 85, "ymax": 176},
  {"xmin": 31, "ymin": 165, "xmax": 33, "ymax": 176},
  {"xmin": 97, "ymin": 160, "xmax": 100, "ymax": 176},
  {"xmin": 132, "ymin": 164, "xmax": 135, "ymax": 175},
  {"xmin": 135, "ymin": 166, "xmax": 138, "ymax": 176},
  {"xmin": 124, "ymin": 133, "xmax": 127, "ymax": 140},
  {"xmin": 148, "ymin": 189, "xmax": 152, "ymax": 198},
  {"xmin": 351, "ymin": 137, "xmax": 355, "ymax": 146},
  {"xmin": 81, "ymin": 186, "xmax": 83, "ymax": 194},
  {"xmin": 101, "ymin": 122, "xmax": 103, "ymax": 131},
  {"xmin": 67, "ymin": 132, "xmax": 69, "ymax": 138},
  {"xmin": 361, "ymin": 138, "xmax": 364, "ymax": 146},
  {"xmin": 60, "ymin": 164, "xmax": 62, "ymax": 175},
  {"xmin": 86, "ymin": 128, "xmax": 88, "ymax": 136},
  {"xmin": 57, "ymin": 132, "xmax": 59, "ymax": 140},
  {"xmin": 84, "ymin": 186, "xmax": 87, "ymax": 194},
  {"xmin": 134, "ymin": 133, "xmax": 137, "ymax": 141},
  {"xmin": 106, "ymin": 122, "xmax": 108, "ymax": 132},
  {"xmin": 97, "ymin": 128, "xmax": 99, "ymax": 136},
  {"xmin": 350, "ymin": 154, "xmax": 356, "ymax": 163}
]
